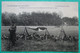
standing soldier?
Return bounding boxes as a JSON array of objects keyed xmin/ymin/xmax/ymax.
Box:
[{"xmin": 9, "ymin": 22, "xmax": 16, "ymax": 46}]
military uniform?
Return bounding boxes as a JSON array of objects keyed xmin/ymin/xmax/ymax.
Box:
[{"xmin": 9, "ymin": 24, "xmax": 16, "ymax": 46}]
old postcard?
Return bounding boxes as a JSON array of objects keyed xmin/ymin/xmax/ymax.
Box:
[{"xmin": 1, "ymin": 1, "xmax": 78, "ymax": 52}]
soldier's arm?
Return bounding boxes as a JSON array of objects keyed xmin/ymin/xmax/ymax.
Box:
[{"xmin": 9, "ymin": 26, "xmax": 11, "ymax": 31}]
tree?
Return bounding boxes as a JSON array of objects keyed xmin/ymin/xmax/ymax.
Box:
[{"xmin": 62, "ymin": 16, "xmax": 78, "ymax": 26}]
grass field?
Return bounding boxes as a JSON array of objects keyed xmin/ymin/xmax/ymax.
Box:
[{"xmin": 1, "ymin": 26, "xmax": 79, "ymax": 51}]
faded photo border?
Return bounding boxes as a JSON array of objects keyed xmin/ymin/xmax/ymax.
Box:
[{"xmin": 0, "ymin": 0, "xmax": 80, "ymax": 53}]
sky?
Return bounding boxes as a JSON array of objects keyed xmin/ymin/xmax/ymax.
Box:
[{"xmin": 2, "ymin": 2, "xmax": 78, "ymax": 18}]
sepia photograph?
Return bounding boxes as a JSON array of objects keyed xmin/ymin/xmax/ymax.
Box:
[{"xmin": 1, "ymin": 2, "xmax": 78, "ymax": 51}]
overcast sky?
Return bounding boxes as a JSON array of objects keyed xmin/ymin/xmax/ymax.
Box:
[{"xmin": 2, "ymin": 2, "xmax": 78, "ymax": 18}]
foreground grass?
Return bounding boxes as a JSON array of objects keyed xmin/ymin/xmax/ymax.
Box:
[{"xmin": 2, "ymin": 38, "xmax": 78, "ymax": 51}]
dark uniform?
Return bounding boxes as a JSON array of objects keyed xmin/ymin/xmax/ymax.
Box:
[{"xmin": 9, "ymin": 24, "xmax": 16, "ymax": 46}]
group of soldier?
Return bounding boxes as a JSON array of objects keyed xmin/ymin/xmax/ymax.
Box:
[{"xmin": 8, "ymin": 22, "xmax": 78, "ymax": 51}]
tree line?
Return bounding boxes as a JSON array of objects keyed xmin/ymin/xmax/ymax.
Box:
[{"xmin": 2, "ymin": 12, "xmax": 78, "ymax": 26}]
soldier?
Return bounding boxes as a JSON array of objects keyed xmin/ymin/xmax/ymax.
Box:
[{"xmin": 9, "ymin": 22, "xmax": 16, "ymax": 46}]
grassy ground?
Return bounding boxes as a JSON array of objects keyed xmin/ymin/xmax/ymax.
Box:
[{"xmin": 1, "ymin": 26, "xmax": 79, "ymax": 51}]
